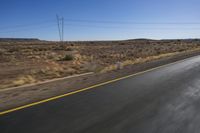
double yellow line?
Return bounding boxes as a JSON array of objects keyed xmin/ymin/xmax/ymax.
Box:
[{"xmin": 0, "ymin": 56, "xmax": 194, "ymax": 115}]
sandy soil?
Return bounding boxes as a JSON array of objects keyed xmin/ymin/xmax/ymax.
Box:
[{"xmin": 1, "ymin": 39, "xmax": 200, "ymax": 89}]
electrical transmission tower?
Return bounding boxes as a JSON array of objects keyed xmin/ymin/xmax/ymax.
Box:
[{"xmin": 56, "ymin": 15, "xmax": 64, "ymax": 42}]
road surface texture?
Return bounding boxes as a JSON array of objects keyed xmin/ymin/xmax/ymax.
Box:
[{"xmin": 1, "ymin": 55, "xmax": 200, "ymax": 133}]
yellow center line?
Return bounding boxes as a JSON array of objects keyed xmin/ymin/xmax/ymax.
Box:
[{"xmin": 0, "ymin": 56, "xmax": 195, "ymax": 116}]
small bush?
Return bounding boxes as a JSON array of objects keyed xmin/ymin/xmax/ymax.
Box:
[
  {"xmin": 70, "ymin": 43, "xmax": 75, "ymax": 46},
  {"xmin": 62, "ymin": 54, "xmax": 74, "ymax": 61},
  {"xmin": 178, "ymin": 49, "xmax": 185, "ymax": 52},
  {"xmin": 66, "ymin": 47, "xmax": 73, "ymax": 51}
]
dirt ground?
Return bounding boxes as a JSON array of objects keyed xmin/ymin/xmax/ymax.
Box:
[
  {"xmin": 0, "ymin": 39, "xmax": 200, "ymax": 89},
  {"xmin": 1, "ymin": 49, "xmax": 200, "ymax": 111}
]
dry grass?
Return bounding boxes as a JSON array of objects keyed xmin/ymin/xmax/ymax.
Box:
[
  {"xmin": 101, "ymin": 47, "xmax": 200, "ymax": 73},
  {"xmin": 0, "ymin": 39, "xmax": 200, "ymax": 89},
  {"xmin": 13, "ymin": 75, "xmax": 37, "ymax": 86}
]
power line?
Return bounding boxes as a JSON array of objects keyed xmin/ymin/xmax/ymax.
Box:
[
  {"xmin": 0, "ymin": 18, "xmax": 200, "ymax": 38},
  {"xmin": 0, "ymin": 18, "xmax": 199, "ymax": 32},
  {"xmin": 64, "ymin": 19, "xmax": 200, "ymax": 25},
  {"xmin": 0, "ymin": 23, "xmax": 199, "ymax": 35},
  {"xmin": 0, "ymin": 24, "xmax": 56, "ymax": 34},
  {"xmin": 64, "ymin": 23, "xmax": 200, "ymax": 30},
  {"xmin": 0, "ymin": 19, "xmax": 55, "ymax": 31}
]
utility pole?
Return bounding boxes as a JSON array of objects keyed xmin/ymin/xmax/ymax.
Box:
[
  {"xmin": 56, "ymin": 15, "xmax": 64, "ymax": 42},
  {"xmin": 62, "ymin": 17, "xmax": 64, "ymax": 42}
]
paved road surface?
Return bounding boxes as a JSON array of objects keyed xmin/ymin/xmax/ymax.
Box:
[{"xmin": 1, "ymin": 55, "xmax": 200, "ymax": 133}]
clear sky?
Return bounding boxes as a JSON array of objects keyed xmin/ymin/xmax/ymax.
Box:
[{"xmin": 0, "ymin": 0, "xmax": 200, "ymax": 41}]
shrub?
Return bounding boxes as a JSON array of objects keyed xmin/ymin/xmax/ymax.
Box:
[
  {"xmin": 70, "ymin": 43, "xmax": 75, "ymax": 46},
  {"xmin": 62, "ymin": 54, "xmax": 74, "ymax": 61}
]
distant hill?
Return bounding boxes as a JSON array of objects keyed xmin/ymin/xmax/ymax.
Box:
[
  {"xmin": 127, "ymin": 38, "xmax": 156, "ymax": 41},
  {"xmin": 0, "ymin": 38, "xmax": 40, "ymax": 42},
  {"xmin": 0, "ymin": 38, "xmax": 199, "ymax": 43},
  {"xmin": 127, "ymin": 38, "xmax": 200, "ymax": 42}
]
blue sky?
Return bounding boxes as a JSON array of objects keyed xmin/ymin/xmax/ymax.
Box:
[{"xmin": 0, "ymin": 0, "xmax": 200, "ymax": 41}]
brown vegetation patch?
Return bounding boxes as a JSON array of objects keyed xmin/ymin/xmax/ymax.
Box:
[{"xmin": 0, "ymin": 39, "xmax": 200, "ymax": 89}]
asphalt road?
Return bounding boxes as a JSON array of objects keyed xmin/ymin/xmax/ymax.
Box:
[{"xmin": 1, "ymin": 55, "xmax": 200, "ymax": 133}]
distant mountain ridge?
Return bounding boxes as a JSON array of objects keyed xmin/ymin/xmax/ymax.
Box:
[
  {"xmin": 0, "ymin": 38, "xmax": 40, "ymax": 42},
  {"xmin": 0, "ymin": 38, "xmax": 199, "ymax": 43}
]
